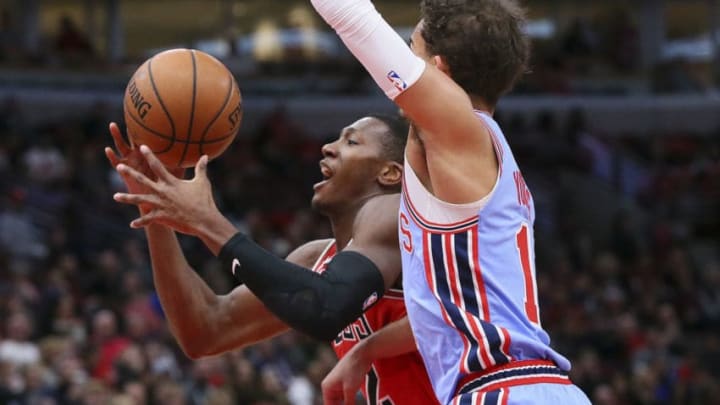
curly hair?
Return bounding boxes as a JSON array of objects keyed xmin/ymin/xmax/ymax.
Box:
[{"xmin": 420, "ymin": 0, "xmax": 530, "ymax": 106}]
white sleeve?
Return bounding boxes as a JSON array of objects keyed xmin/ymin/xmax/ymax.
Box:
[{"xmin": 311, "ymin": 0, "xmax": 426, "ymax": 99}]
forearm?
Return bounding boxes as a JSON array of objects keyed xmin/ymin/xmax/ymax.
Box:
[
  {"xmin": 144, "ymin": 223, "xmax": 221, "ymax": 356},
  {"xmin": 357, "ymin": 317, "xmax": 416, "ymax": 361},
  {"xmin": 311, "ymin": 0, "xmax": 425, "ymax": 100}
]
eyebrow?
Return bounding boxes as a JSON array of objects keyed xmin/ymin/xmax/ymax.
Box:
[{"xmin": 340, "ymin": 127, "xmax": 357, "ymax": 138}]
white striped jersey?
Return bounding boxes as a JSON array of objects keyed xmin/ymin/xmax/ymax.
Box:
[{"xmin": 398, "ymin": 111, "xmax": 571, "ymax": 404}]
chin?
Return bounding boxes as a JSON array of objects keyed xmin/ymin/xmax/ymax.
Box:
[{"xmin": 311, "ymin": 195, "xmax": 328, "ymax": 213}]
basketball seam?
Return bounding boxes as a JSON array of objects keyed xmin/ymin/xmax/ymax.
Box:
[
  {"xmin": 177, "ymin": 50, "xmax": 198, "ymax": 168},
  {"xmin": 124, "ymin": 99, "xmax": 174, "ymax": 153},
  {"xmin": 125, "ymin": 100, "xmax": 236, "ymax": 146},
  {"xmin": 198, "ymin": 70, "xmax": 235, "ymax": 156},
  {"xmin": 147, "ymin": 57, "xmax": 177, "ymax": 153}
]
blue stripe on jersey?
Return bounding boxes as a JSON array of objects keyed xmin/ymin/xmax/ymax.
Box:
[
  {"xmin": 452, "ymin": 232, "xmax": 510, "ymax": 367},
  {"xmin": 459, "ymin": 394, "xmax": 473, "ymax": 405},
  {"xmin": 459, "ymin": 394, "xmax": 474, "ymax": 405},
  {"xmin": 481, "ymin": 320, "xmax": 509, "ymax": 366},
  {"xmin": 429, "ymin": 233, "xmax": 483, "ymax": 371},
  {"xmin": 482, "ymin": 390, "xmax": 501, "ymax": 405},
  {"xmin": 452, "ymin": 231, "xmax": 479, "ymax": 315}
]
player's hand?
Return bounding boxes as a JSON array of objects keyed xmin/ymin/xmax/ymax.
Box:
[
  {"xmin": 105, "ymin": 122, "xmax": 185, "ymax": 213},
  {"xmin": 321, "ymin": 343, "xmax": 371, "ymax": 405},
  {"xmin": 112, "ymin": 145, "xmax": 219, "ymax": 238}
]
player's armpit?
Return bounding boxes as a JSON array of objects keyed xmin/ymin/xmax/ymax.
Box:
[
  {"xmin": 395, "ymin": 66, "xmax": 487, "ymax": 151},
  {"xmin": 218, "ymin": 234, "xmax": 385, "ymax": 342}
]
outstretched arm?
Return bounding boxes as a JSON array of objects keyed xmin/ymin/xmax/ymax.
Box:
[
  {"xmin": 322, "ymin": 316, "xmax": 416, "ymax": 405},
  {"xmin": 113, "ymin": 147, "xmax": 402, "ymax": 342},
  {"xmin": 311, "ymin": 0, "xmax": 498, "ymax": 204},
  {"xmin": 310, "ymin": 0, "xmax": 483, "ymax": 149}
]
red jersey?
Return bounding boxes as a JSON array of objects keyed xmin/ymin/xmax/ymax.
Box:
[{"xmin": 311, "ymin": 240, "xmax": 438, "ymax": 405}]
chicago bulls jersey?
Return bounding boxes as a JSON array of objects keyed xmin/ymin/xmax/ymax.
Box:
[
  {"xmin": 398, "ymin": 111, "xmax": 572, "ymax": 404},
  {"xmin": 311, "ymin": 240, "xmax": 438, "ymax": 405}
]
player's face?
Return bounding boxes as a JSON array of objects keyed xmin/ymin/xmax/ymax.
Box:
[{"xmin": 311, "ymin": 117, "xmax": 389, "ymax": 213}]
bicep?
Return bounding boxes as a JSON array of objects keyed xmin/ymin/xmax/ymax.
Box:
[{"xmin": 395, "ymin": 65, "xmax": 483, "ymax": 149}]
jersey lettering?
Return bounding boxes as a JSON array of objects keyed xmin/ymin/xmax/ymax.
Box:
[
  {"xmin": 399, "ymin": 212, "xmax": 413, "ymax": 253},
  {"xmin": 516, "ymin": 223, "xmax": 540, "ymax": 325},
  {"xmin": 333, "ymin": 314, "xmax": 373, "ymax": 345},
  {"xmin": 513, "ymin": 170, "xmax": 532, "ymax": 213},
  {"xmin": 366, "ymin": 366, "xmax": 394, "ymax": 405}
]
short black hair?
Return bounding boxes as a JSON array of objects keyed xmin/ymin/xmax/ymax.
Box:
[{"xmin": 365, "ymin": 113, "xmax": 408, "ymax": 164}]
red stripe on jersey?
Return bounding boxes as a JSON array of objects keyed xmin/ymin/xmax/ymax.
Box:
[
  {"xmin": 311, "ymin": 240, "xmax": 337, "ymax": 273},
  {"xmin": 443, "ymin": 234, "xmax": 464, "ymax": 308},
  {"xmin": 499, "ymin": 388, "xmax": 509, "ymax": 405},
  {"xmin": 443, "ymin": 232, "xmax": 494, "ymax": 372},
  {"xmin": 423, "ymin": 230, "xmax": 453, "ymax": 326},
  {"xmin": 470, "ymin": 227, "xmax": 491, "ymax": 321},
  {"xmin": 443, "ymin": 233, "xmax": 473, "ymax": 373},
  {"xmin": 500, "ymin": 327, "xmax": 513, "ymax": 362},
  {"xmin": 480, "ymin": 375, "xmax": 572, "ymax": 394}
]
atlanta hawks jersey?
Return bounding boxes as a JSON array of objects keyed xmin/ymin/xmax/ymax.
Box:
[
  {"xmin": 399, "ymin": 111, "xmax": 572, "ymax": 404},
  {"xmin": 311, "ymin": 240, "xmax": 438, "ymax": 405}
]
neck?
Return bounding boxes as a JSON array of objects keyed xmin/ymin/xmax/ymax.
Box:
[
  {"xmin": 325, "ymin": 193, "xmax": 382, "ymax": 250},
  {"xmin": 470, "ymin": 95, "xmax": 494, "ymax": 115},
  {"xmin": 328, "ymin": 213, "xmax": 354, "ymax": 250}
]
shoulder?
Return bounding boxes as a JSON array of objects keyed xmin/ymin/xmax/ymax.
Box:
[
  {"xmin": 286, "ymin": 238, "xmax": 334, "ymax": 268},
  {"xmin": 353, "ymin": 194, "xmax": 400, "ymax": 242},
  {"xmin": 356, "ymin": 194, "xmax": 400, "ymax": 223}
]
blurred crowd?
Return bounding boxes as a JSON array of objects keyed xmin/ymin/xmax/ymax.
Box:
[
  {"xmin": 0, "ymin": 5, "xmax": 713, "ymax": 96},
  {"xmin": 0, "ymin": 95, "xmax": 718, "ymax": 405}
]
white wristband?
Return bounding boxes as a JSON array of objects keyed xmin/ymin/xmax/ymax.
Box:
[{"xmin": 311, "ymin": 0, "xmax": 426, "ymax": 99}]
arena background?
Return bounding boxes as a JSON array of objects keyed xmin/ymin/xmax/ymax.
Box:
[{"xmin": 0, "ymin": 0, "xmax": 718, "ymax": 404}]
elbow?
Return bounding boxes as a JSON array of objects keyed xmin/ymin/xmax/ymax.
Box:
[
  {"xmin": 297, "ymin": 313, "xmax": 354, "ymax": 342},
  {"xmin": 307, "ymin": 326, "xmax": 342, "ymax": 343},
  {"xmin": 176, "ymin": 336, "xmax": 210, "ymax": 360}
]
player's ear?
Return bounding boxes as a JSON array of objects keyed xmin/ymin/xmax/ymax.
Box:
[
  {"xmin": 433, "ymin": 55, "xmax": 451, "ymax": 76},
  {"xmin": 378, "ymin": 161, "xmax": 402, "ymax": 188}
]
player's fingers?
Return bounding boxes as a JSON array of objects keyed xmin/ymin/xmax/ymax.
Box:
[
  {"xmin": 139, "ymin": 145, "xmax": 176, "ymax": 183},
  {"xmin": 129, "ymin": 210, "xmax": 165, "ymax": 228},
  {"xmin": 113, "ymin": 192, "xmax": 161, "ymax": 207},
  {"xmin": 105, "ymin": 147, "xmax": 120, "ymax": 168},
  {"xmin": 116, "ymin": 163, "xmax": 159, "ymax": 191},
  {"xmin": 194, "ymin": 155, "xmax": 209, "ymax": 181},
  {"xmin": 109, "ymin": 122, "xmax": 131, "ymax": 156}
]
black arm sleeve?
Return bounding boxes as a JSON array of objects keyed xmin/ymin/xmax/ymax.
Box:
[{"xmin": 218, "ymin": 232, "xmax": 385, "ymax": 341}]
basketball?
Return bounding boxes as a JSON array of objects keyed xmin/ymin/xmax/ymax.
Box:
[{"xmin": 123, "ymin": 48, "xmax": 242, "ymax": 168}]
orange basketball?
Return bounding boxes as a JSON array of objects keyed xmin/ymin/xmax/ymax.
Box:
[{"xmin": 123, "ymin": 48, "xmax": 242, "ymax": 168}]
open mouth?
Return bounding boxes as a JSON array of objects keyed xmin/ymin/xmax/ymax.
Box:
[
  {"xmin": 319, "ymin": 160, "xmax": 334, "ymax": 180},
  {"xmin": 314, "ymin": 161, "xmax": 334, "ymax": 190}
]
